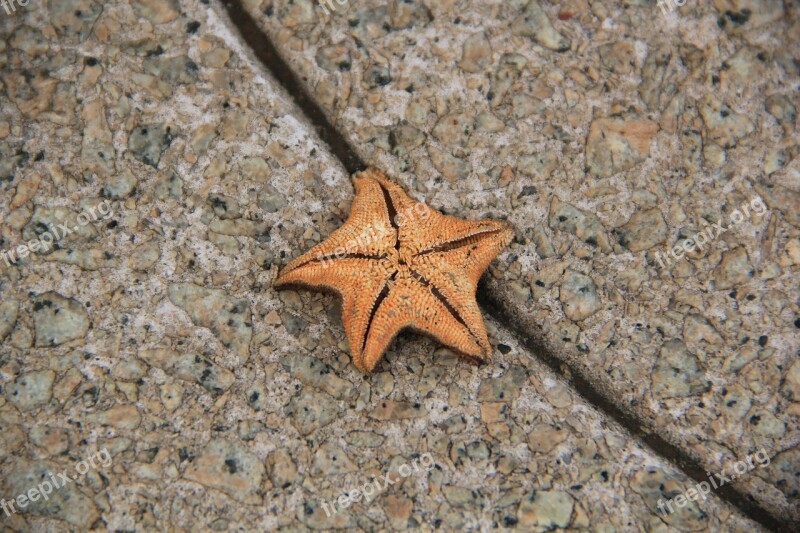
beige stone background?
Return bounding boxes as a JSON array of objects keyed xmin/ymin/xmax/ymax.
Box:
[{"xmin": 0, "ymin": 0, "xmax": 797, "ymax": 531}]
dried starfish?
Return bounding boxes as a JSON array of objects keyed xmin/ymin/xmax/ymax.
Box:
[{"xmin": 274, "ymin": 168, "xmax": 513, "ymax": 372}]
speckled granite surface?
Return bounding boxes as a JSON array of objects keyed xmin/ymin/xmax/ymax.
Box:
[
  {"xmin": 0, "ymin": 0, "xmax": 793, "ymax": 531},
  {"xmin": 237, "ymin": 0, "xmax": 800, "ymax": 524}
]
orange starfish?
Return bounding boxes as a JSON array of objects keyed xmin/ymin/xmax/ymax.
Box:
[{"xmin": 274, "ymin": 168, "xmax": 513, "ymax": 373}]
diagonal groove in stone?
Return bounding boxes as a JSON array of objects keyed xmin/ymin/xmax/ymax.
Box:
[
  {"xmin": 217, "ymin": 1, "xmax": 791, "ymax": 530},
  {"xmin": 477, "ymin": 282, "xmax": 787, "ymax": 532},
  {"xmin": 219, "ymin": 0, "xmax": 366, "ymax": 175}
]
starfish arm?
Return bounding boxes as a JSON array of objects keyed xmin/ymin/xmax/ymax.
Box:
[
  {"xmin": 410, "ymin": 216, "xmax": 513, "ymax": 258},
  {"xmin": 408, "ymin": 263, "xmax": 490, "ymax": 353},
  {"xmin": 359, "ymin": 273, "xmax": 484, "ymax": 372},
  {"xmin": 280, "ymin": 176, "xmax": 397, "ymax": 274},
  {"xmin": 357, "ymin": 168, "xmax": 512, "ymax": 259},
  {"xmin": 275, "ymin": 258, "xmax": 394, "ymax": 366},
  {"xmin": 408, "ymin": 223, "xmax": 513, "ymax": 354},
  {"xmin": 360, "ymin": 167, "xmax": 421, "ymax": 215},
  {"xmin": 414, "ymin": 222, "xmax": 514, "ymax": 284}
]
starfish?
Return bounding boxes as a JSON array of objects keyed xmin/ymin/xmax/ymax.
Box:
[{"xmin": 274, "ymin": 168, "xmax": 513, "ymax": 373}]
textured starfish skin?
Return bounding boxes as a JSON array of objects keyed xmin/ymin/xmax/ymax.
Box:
[{"xmin": 274, "ymin": 168, "xmax": 513, "ymax": 373}]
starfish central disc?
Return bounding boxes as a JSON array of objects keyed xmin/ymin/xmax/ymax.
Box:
[
  {"xmin": 274, "ymin": 168, "xmax": 514, "ymax": 373},
  {"xmin": 386, "ymin": 247, "xmax": 413, "ymax": 270}
]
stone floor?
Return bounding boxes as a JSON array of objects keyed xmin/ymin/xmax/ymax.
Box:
[{"xmin": 0, "ymin": 0, "xmax": 797, "ymax": 531}]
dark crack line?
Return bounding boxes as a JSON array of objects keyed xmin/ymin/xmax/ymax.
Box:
[
  {"xmin": 220, "ymin": 0, "xmax": 366, "ymax": 175},
  {"xmin": 477, "ymin": 283, "xmax": 787, "ymax": 533},
  {"xmin": 219, "ymin": 1, "xmax": 789, "ymax": 530}
]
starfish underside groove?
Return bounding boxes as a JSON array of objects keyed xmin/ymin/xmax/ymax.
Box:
[{"xmin": 274, "ymin": 168, "xmax": 513, "ymax": 373}]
